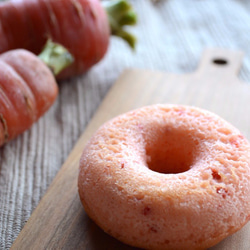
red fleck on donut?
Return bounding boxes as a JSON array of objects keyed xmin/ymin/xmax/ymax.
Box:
[{"xmin": 78, "ymin": 104, "xmax": 250, "ymax": 250}]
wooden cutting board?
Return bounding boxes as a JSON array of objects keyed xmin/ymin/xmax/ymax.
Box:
[{"xmin": 11, "ymin": 49, "xmax": 250, "ymax": 250}]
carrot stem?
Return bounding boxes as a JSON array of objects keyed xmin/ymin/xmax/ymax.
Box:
[
  {"xmin": 103, "ymin": 0, "xmax": 137, "ymax": 49},
  {"xmin": 38, "ymin": 39, "xmax": 74, "ymax": 76}
]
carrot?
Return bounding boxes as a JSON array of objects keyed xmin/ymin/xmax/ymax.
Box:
[
  {"xmin": 0, "ymin": 0, "xmax": 137, "ymax": 80},
  {"xmin": 0, "ymin": 41, "xmax": 73, "ymax": 146}
]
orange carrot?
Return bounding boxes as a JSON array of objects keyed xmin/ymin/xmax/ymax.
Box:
[
  {"xmin": 0, "ymin": 41, "xmax": 73, "ymax": 146},
  {"xmin": 0, "ymin": 49, "xmax": 58, "ymax": 146},
  {"xmin": 0, "ymin": 0, "xmax": 137, "ymax": 80}
]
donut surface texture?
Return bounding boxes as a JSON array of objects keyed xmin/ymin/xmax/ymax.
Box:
[{"xmin": 78, "ymin": 104, "xmax": 250, "ymax": 250}]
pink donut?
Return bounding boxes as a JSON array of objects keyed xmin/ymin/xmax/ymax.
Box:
[{"xmin": 78, "ymin": 104, "xmax": 250, "ymax": 250}]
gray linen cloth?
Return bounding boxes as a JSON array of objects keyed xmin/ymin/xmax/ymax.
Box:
[{"xmin": 1, "ymin": 0, "xmax": 250, "ymax": 249}]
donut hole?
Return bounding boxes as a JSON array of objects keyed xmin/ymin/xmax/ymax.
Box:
[{"xmin": 145, "ymin": 128, "xmax": 199, "ymax": 174}]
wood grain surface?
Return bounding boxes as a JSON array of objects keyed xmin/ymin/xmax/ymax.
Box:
[{"xmin": 11, "ymin": 49, "xmax": 250, "ymax": 250}]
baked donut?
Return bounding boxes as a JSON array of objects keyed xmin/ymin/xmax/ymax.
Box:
[{"xmin": 78, "ymin": 104, "xmax": 250, "ymax": 250}]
